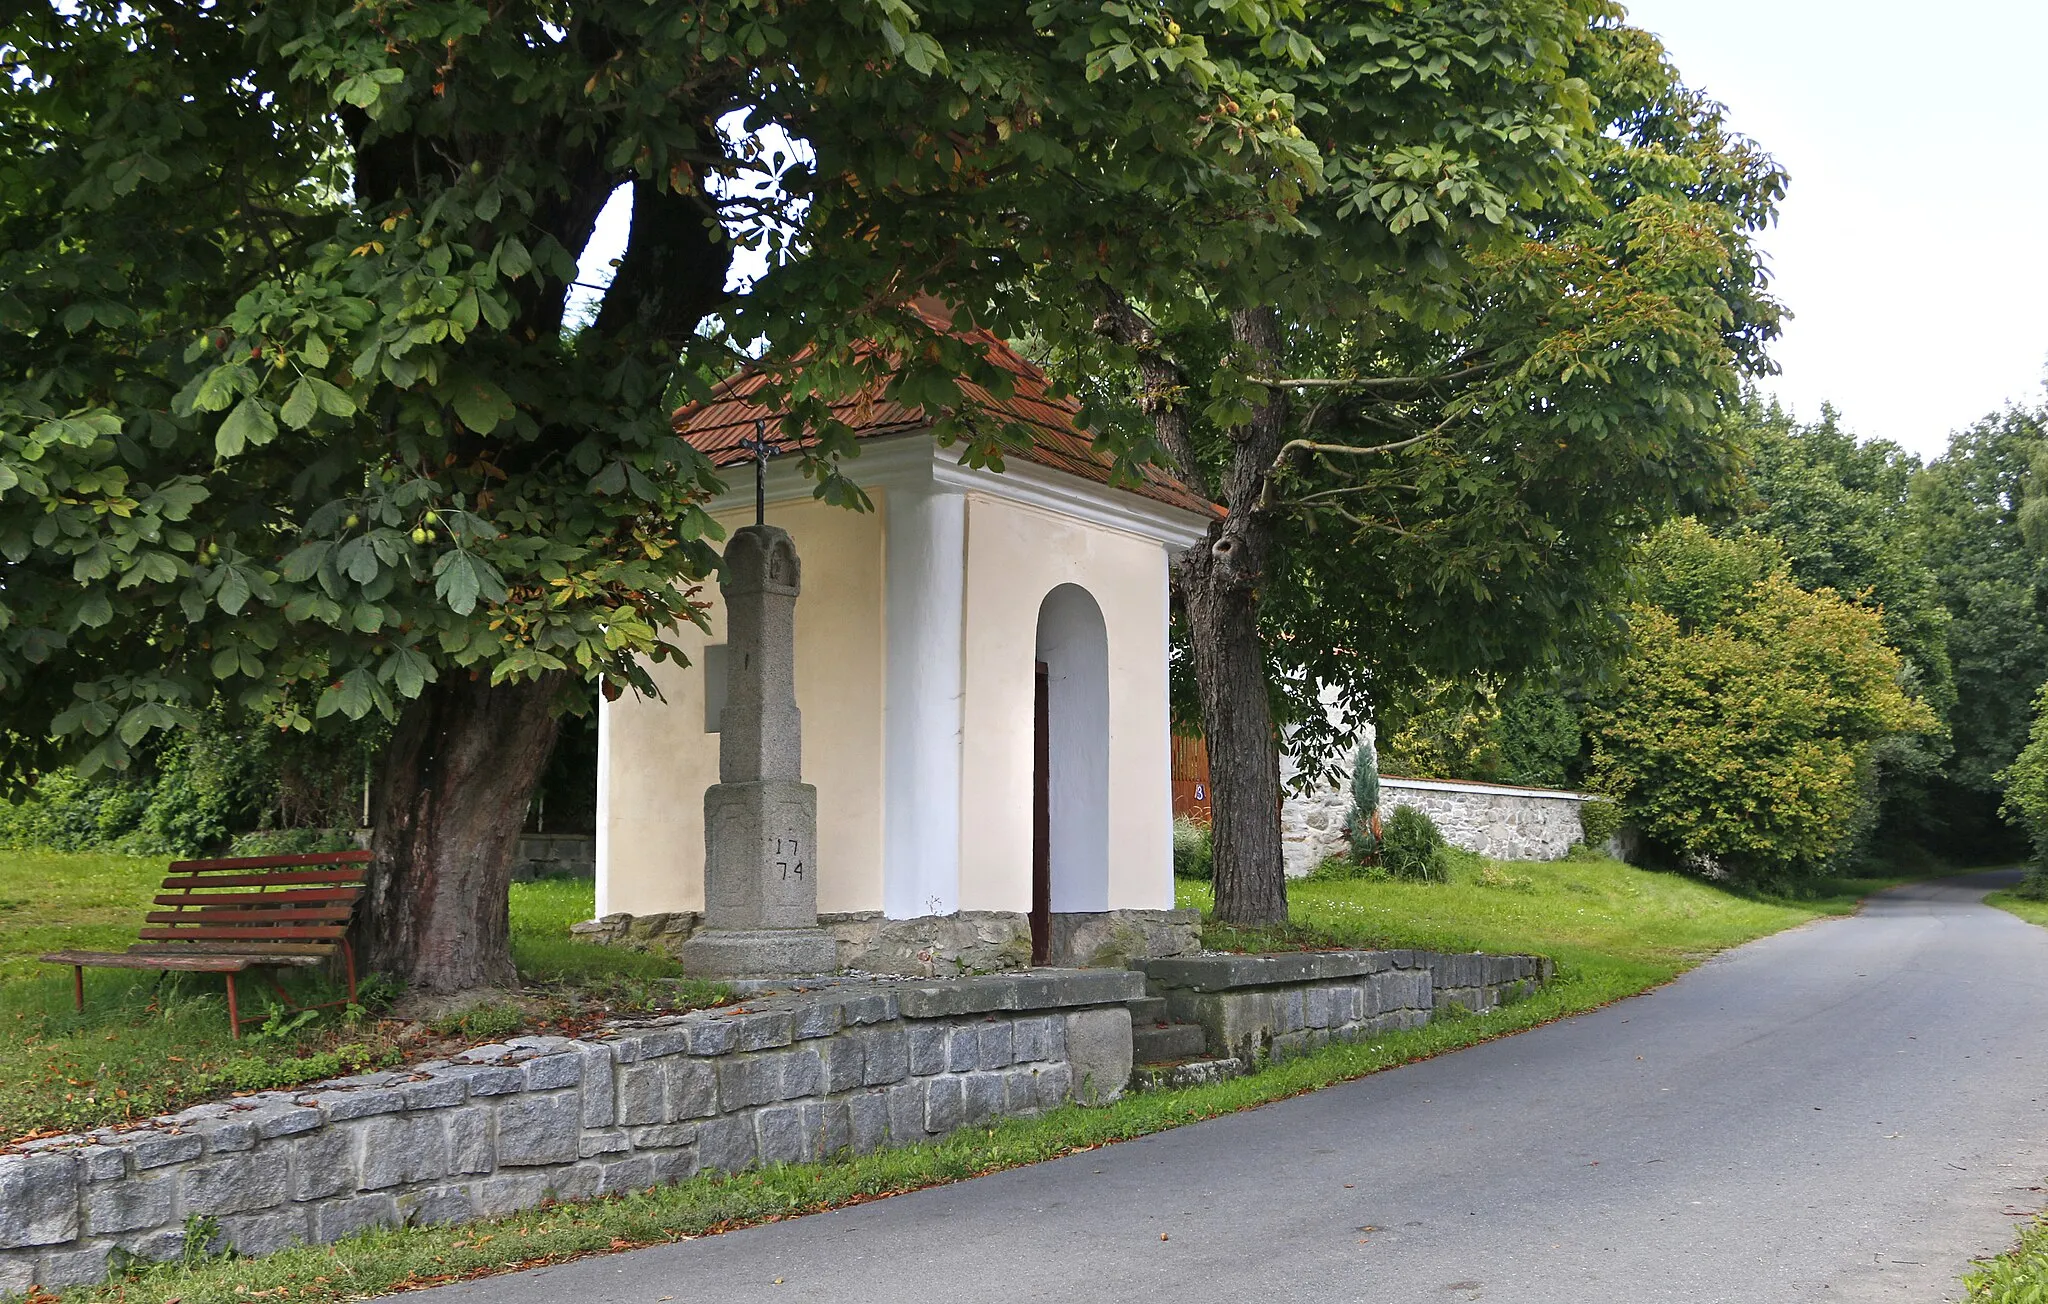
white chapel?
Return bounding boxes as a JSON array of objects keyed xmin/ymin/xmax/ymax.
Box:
[{"xmin": 595, "ymin": 317, "xmax": 1215, "ymax": 968}]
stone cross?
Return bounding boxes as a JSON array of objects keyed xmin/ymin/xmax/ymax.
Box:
[{"xmin": 678, "ymin": 523, "xmax": 838, "ymax": 977}]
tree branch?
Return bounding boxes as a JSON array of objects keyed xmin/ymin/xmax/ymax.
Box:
[
  {"xmin": 1250, "ymin": 359, "xmax": 1498, "ymax": 391},
  {"xmin": 1092, "ymin": 294, "xmax": 1213, "ymax": 503},
  {"xmin": 1310, "ymin": 503, "xmax": 1421, "ymax": 538},
  {"xmin": 1258, "ymin": 410, "xmax": 1459, "ymax": 511}
]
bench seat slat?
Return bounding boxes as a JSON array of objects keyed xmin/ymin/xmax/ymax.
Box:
[
  {"xmin": 39, "ymin": 951, "xmax": 268, "ymax": 972},
  {"xmin": 143, "ymin": 906, "xmax": 354, "ymax": 926},
  {"xmin": 151, "ymin": 889, "xmax": 361, "ymax": 908},
  {"xmin": 138, "ymin": 924, "xmax": 346, "ymax": 942},
  {"xmin": 124, "ymin": 942, "xmax": 334, "ymax": 959},
  {"xmin": 168, "ymin": 851, "xmax": 372, "ymax": 872},
  {"xmin": 159, "ymin": 870, "xmax": 368, "ymax": 890}
]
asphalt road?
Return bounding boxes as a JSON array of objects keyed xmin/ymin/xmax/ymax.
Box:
[{"xmin": 399, "ymin": 871, "xmax": 2048, "ymax": 1303}]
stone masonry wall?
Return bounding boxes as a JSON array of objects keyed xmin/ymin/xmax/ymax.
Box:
[
  {"xmin": 511, "ymin": 833, "xmax": 596, "ymax": 881},
  {"xmin": 1140, "ymin": 950, "xmax": 1552, "ymax": 1065},
  {"xmin": 1281, "ymin": 769, "xmax": 1595, "ymax": 876},
  {"xmin": 0, "ymin": 971, "xmax": 1140, "ymax": 1296}
]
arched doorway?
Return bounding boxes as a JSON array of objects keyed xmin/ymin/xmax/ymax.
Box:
[{"xmin": 1031, "ymin": 584, "xmax": 1110, "ymax": 963}]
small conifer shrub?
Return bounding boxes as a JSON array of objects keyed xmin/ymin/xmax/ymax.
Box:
[{"xmin": 1346, "ymin": 737, "xmax": 1383, "ymax": 862}]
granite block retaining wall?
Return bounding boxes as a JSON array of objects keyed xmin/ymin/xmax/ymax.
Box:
[
  {"xmin": 1139, "ymin": 950, "xmax": 1552, "ymax": 1065},
  {"xmin": 0, "ymin": 971, "xmax": 1141, "ymax": 1296}
]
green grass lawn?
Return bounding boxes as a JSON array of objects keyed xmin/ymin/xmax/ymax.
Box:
[
  {"xmin": 0, "ymin": 851, "xmax": 705, "ymax": 1140},
  {"xmin": 1985, "ymin": 888, "xmax": 2048, "ymax": 929}
]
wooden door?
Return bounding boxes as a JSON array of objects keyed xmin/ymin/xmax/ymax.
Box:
[
  {"xmin": 1171, "ymin": 734, "xmax": 1212, "ymax": 824},
  {"xmin": 1030, "ymin": 660, "xmax": 1051, "ymax": 965}
]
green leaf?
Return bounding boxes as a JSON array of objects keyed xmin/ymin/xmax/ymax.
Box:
[
  {"xmin": 435, "ymin": 550, "xmax": 483, "ymax": 614},
  {"xmin": 116, "ymin": 701, "xmax": 179, "ymax": 747},
  {"xmin": 449, "ymin": 378, "xmax": 514, "ymax": 434},
  {"xmin": 216, "ymin": 566, "xmax": 252, "ymax": 615},
  {"xmin": 280, "ymin": 540, "xmax": 334, "ymax": 582},
  {"xmin": 335, "ymin": 537, "xmax": 379, "ymax": 584},
  {"xmin": 281, "ymin": 378, "xmax": 319, "ymax": 430},
  {"xmin": 183, "ymin": 363, "xmax": 247, "ymax": 416},
  {"xmin": 476, "ymin": 290, "xmax": 512, "ymax": 331},
  {"xmin": 216, "ymin": 397, "xmax": 278, "ymax": 458},
  {"xmin": 336, "ymin": 67, "xmax": 404, "ymax": 111},
  {"xmin": 316, "ymin": 669, "xmax": 376, "ymax": 720},
  {"xmin": 384, "ymin": 646, "xmax": 436, "ymax": 697},
  {"xmin": 151, "ymin": 481, "xmax": 208, "ymax": 521},
  {"xmin": 129, "ymin": 551, "xmax": 180, "ymax": 585},
  {"xmin": 309, "ymin": 377, "xmax": 356, "ymax": 418},
  {"xmin": 72, "ymin": 542, "xmax": 111, "ymax": 582},
  {"xmin": 498, "ymin": 235, "xmax": 532, "ymax": 279},
  {"xmin": 902, "ymin": 32, "xmax": 943, "ymax": 75}
]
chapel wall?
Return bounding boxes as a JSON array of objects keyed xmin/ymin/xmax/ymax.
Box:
[
  {"xmin": 955, "ymin": 493, "xmax": 1176, "ymax": 915},
  {"xmin": 598, "ymin": 495, "xmax": 888, "ymax": 918}
]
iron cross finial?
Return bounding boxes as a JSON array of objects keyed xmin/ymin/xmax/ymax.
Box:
[{"xmin": 741, "ymin": 418, "xmax": 778, "ymax": 526}]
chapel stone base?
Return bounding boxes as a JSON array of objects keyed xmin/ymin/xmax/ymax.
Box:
[
  {"xmin": 677, "ymin": 927, "xmax": 838, "ymax": 978},
  {"xmin": 579, "ymin": 907, "xmax": 1202, "ymax": 977}
]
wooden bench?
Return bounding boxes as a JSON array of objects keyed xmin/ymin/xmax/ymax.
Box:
[{"xmin": 40, "ymin": 850, "xmax": 371, "ymax": 1039}]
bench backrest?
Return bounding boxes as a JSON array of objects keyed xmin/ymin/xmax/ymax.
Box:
[{"xmin": 135, "ymin": 851, "xmax": 373, "ymax": 955}]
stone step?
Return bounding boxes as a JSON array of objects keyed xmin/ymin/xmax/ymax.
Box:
[
  {"xmin": 1132, "ymin": 1021, "xmax": 1209, "ymax": 1064},
  {"xmin": 1127, "ymin": 995, "xmax": 1169, "ymax": 1026},
  {"xmin": 1130, "ymin": 1057, "xmax": 1247, "ymax": 1093}
]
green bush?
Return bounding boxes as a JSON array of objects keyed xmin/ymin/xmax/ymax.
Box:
[
  {"xmin": 1577, "ymin": 797, "xmax": 1623, "ymax": 848},
  {"xmin": 1172, "ymin": 817, "xmax": 1213, "ymax": 881},
  {"xmin": 1380, "ymin": 804, "xmax": 1452, "ymax": 882},
  {"xmin": 1346, "ymin": 737, "xmax": 1381, "ymax": 860},
  {"xmin": 1494, "ymin": 686, "xmax": 1581, "ymax": 788},
  {"xmin": 0, "ymin": 707, "xmax": 381, "ymax": 856},
  {"xmin": 1999, "ymin": 681, "xmax": 2048, "ymax": 882},
  {"xmin": 0, "ymin": 769, "xmax": 140, "ymax": 851},
  {"xmin": 1309, "ymin": 852, "xmax": 1389, "ymax": 882},
  {"xmin": 229, "ymin": 828, "xmax": 359, "ymax": 856},
  {"xmin": 1586, "ymin": 520, "xmax": 1936, "ymax": 880}
]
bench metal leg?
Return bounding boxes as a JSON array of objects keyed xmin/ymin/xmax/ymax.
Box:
[
  {"xmin": 341, "ymin": 938, "xmax": 358, "ymax": 1005},
  {"xmin": 72, "ymin": 965, "xmax": 83, "ymax": 1013},
  {"xmin": 225, "ymin": 972, "xmax": 241, "ymax": 1040}
]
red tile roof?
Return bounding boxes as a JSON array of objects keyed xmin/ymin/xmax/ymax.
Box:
[{"xmin": 671, "ymin": 320, "xmax": 1218, "ymax": 519}]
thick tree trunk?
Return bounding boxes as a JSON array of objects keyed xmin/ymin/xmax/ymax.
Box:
[
  {"xmin": 1188, "ymin": 307, "xmax": 1293, "ymax": 927},
  {"xmin": 362, "ymin": 671, "xmax": 566, "ymax": 993},
  {"xmin": 1099, "ymin": 298, "xmax": 1293, "ymax": 927},
  {"xmin": 1177, "ymin": 520, "xmax": 1288, "ymax": 926}
]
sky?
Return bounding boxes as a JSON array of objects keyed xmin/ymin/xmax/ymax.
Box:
[{"xmin": 1618, "ymin": 0, "xmax": 2048, "ymax": 460}]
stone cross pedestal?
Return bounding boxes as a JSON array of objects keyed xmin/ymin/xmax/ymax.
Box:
[{"xmin": 678, "ymin": 524, "xmax": 838, "ymax": 977}]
